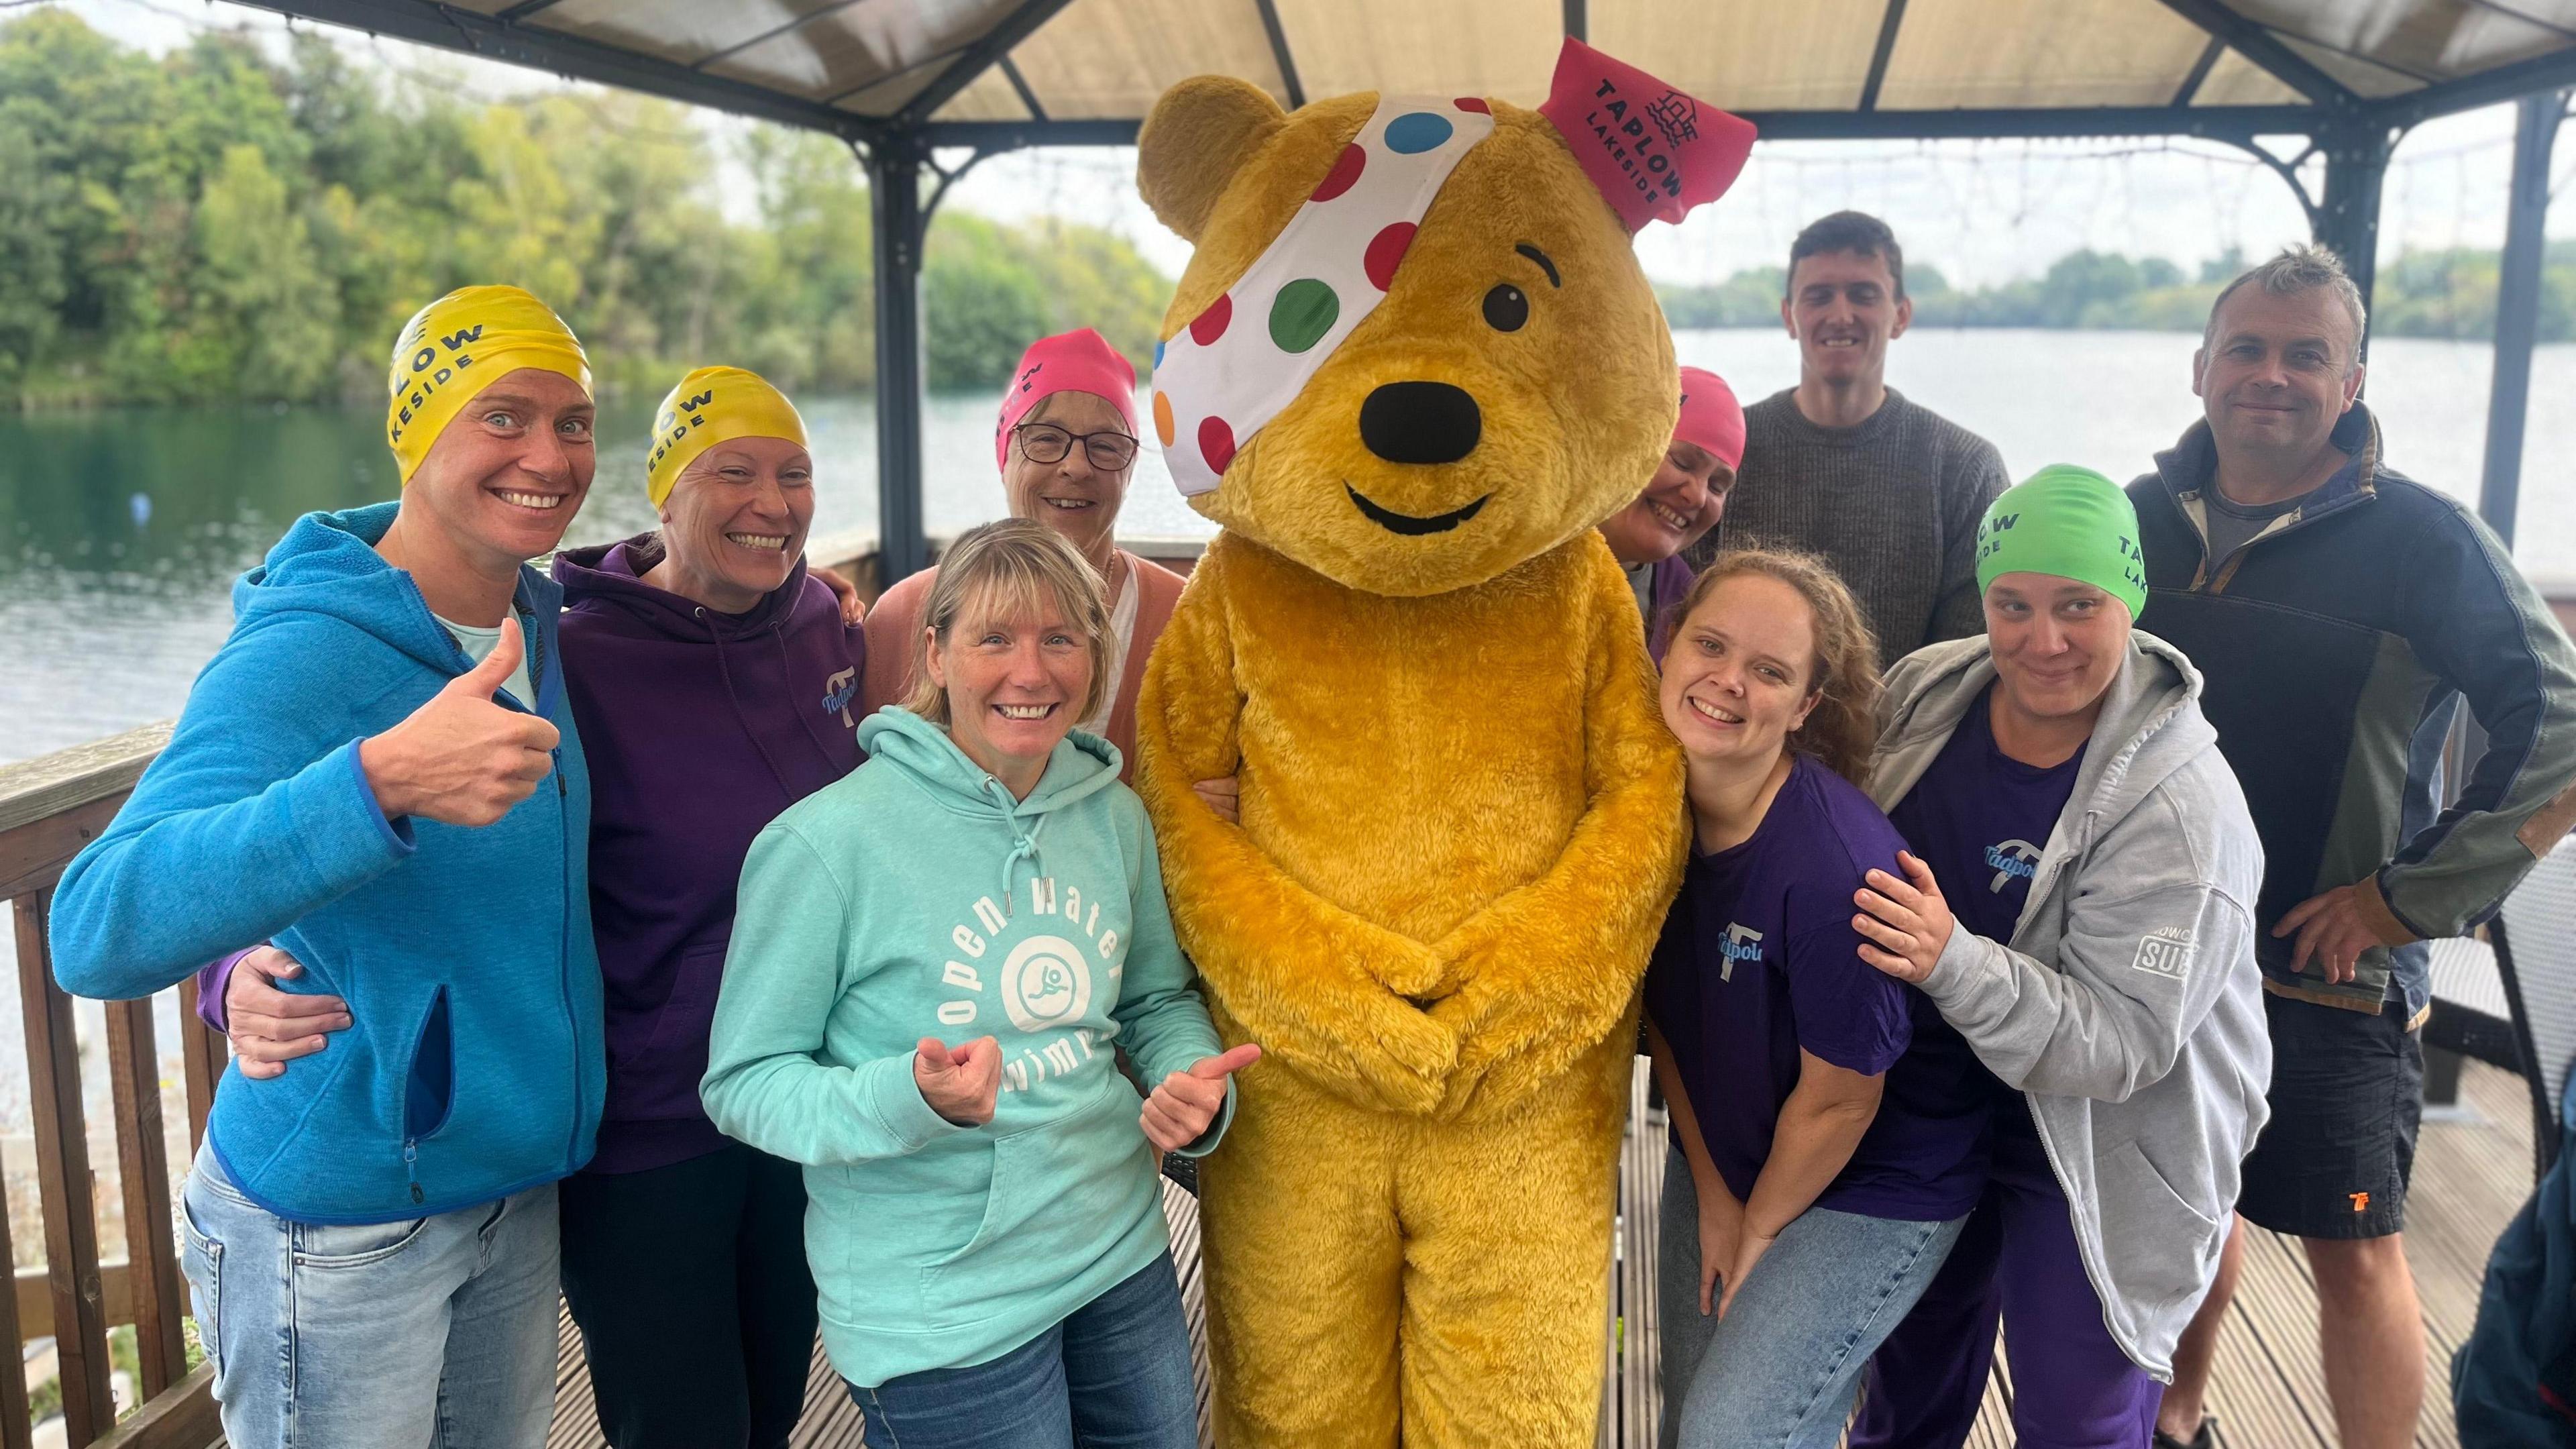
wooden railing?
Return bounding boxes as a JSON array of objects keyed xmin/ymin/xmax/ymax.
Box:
[{"xmin": 0, "ymin": 722, "xmax": 223, "ymax": 1449}]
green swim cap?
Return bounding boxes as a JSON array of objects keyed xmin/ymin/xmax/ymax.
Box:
[{"xmin": 1973, "ymin": 464, "xmax": 2149, "ymax": 620}]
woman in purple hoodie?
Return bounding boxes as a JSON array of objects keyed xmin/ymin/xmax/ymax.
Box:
[{"xmin": 207, "ymin": 365, "xmax": 865, "ymax": 1448}]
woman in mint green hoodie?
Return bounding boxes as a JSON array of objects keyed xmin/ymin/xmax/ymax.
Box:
[{"xmin": 703, "ymin": 518, "xmax": 1254, "ymax": 1448}]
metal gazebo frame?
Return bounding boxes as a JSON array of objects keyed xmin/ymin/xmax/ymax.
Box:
[{"xmin": 235, "ymin": 0, "xmax": 2576, "ymax": 575}]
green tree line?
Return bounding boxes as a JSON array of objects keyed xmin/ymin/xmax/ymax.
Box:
[
  {"xmin": 1660, "ymin": 241, "xmax": 2576, "ymax": 340},
  {"xmin": 0, "ymin": 11, "xmax": 1173, "ymax": 408}
]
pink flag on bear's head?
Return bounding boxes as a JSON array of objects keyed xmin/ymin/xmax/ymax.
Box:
[{"xmin": 1537, "ymin": 37, "xmax": 1756, "ymax": 233}]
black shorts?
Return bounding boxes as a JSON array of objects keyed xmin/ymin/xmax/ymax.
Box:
[{"xmin": 2235, "ymin": 989, "xmax": 2422, "ymax": 1239}]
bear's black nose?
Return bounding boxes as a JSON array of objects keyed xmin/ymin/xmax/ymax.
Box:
[{"xmin": 1359, "ymin": 382, "xmax": 1482, "ymax": 464}]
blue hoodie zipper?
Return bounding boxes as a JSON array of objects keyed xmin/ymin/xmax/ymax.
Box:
[
  {"xmin": 527, "ymin": 606, "xmax": 586, "ymax": 1175},
  {"xmin": 407, "ymin": 595, "xmax": 586, "ymax": 1203}
]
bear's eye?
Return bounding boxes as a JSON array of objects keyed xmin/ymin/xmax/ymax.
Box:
[{"xmin": 1482, "ymin": 283, "xmax": 1529, "ymax": 333}]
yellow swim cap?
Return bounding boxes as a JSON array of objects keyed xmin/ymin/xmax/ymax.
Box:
[
  {"xmin": 386, "ymin": 285, "xmax": 592, "ymax": 484},
  {"xmin": 645, "ymin": 366, "xmax": 810, "ymax": 508}
]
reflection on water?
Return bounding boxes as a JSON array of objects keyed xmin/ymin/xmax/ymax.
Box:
[{"xmin": 3, "ymin": 394, "xmax": 638, "ymax": 763}]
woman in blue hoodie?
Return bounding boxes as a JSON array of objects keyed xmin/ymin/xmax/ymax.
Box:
[
  {"xmin": 202, "ymin": 366, "xmax": 868, "ymax": 1448},
  {"xmin": 703, "ymin": 518, "xmax": 1258, "ymax": 1449},
  {"xmin": 49, "ymin": 285, "xmax": 606, "ymax": 1449}
]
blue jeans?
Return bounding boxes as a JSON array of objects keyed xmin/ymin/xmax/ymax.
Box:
[
  {"xmin": 178, "ymin": 1142, "xmax": 561, "ymax": 1449},
  {"xmin": 848, "ymin": 1252, "xmax": 1197, "ymax": 1449},
  {"xmin": 1656, "ymin": 1142, "xmax": 1965, "ymax": 1449}
]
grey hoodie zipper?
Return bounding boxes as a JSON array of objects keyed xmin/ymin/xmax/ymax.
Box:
[{"xmin": 1988, "ymin": 692, "xmax": 2198, "ymax": 1362}]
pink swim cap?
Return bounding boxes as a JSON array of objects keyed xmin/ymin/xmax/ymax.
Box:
[
  {"xmin": 995, "ymin": 329, "xmax": 1140, "ymax": 469},
  {"xmin": 1675, "ymin": 366, "xmax": 1745, "ymax": 471}
]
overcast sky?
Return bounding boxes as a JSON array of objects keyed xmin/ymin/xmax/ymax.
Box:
[{"xmin": 59, "ymin": 0, "xmax": 2563, "ymax": 290}]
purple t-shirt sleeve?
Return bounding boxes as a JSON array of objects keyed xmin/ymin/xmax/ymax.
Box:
[
  {"xmin": 1782, "ymin": 906, "xmax": 1910, "ymax": 1076},
  {"xmin": 196, "ymin": 949, "xmax": 254, "ymax": 1032}
]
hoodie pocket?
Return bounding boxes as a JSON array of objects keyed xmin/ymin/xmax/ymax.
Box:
[
  {"xmin": 402, "ymin": 987, "xmax": 455, "ymax": 1190},
  {"xmin": 645, "ymin": 945, "xmax": 724, "ymax": 1060},
  {"xmin": 922, "ymin": 1075, "xmax": 1144, "ymax": 1297},
  {"xmin": 610, "ymin": 943, "xmax": 727, "ymax": 1122},
  {"xmin": 2096, "ymin": 1138, "xmax": 2220, "ymax": 1307}
]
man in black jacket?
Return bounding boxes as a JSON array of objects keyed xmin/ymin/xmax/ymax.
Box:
[{"xmin": 2132, "ymin": 246, "xmax": 2576, "ymax": 1449}]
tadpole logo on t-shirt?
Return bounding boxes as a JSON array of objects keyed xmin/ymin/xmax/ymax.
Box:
[
  {"xmin": 1718, "ymin": 922, "xmax": 1764, "ymax": 981},
  {"xmin": 1983, "ymin": 839, "xmax": 2041, "ymax": 893}
]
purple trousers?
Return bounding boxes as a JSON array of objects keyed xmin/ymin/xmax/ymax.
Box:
[{"xmin": 1848, "ymin": 1102, "xmax": 2161, "ymax": 1449}]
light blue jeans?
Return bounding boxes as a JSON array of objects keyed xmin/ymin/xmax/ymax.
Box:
[
  {"xmin": 178, "ymin": 1141, "xmax": 561, "ymax": 1449},
  {"xmin": 1656, "ymin": 1142, "xmax": 1965, "ymax": 1449}
]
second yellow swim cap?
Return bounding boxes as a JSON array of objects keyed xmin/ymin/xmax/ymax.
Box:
[
  {"xmin": 386, "ymin": 285, "xmax": 592, "ymax": 484},
  {"xmin": 645, "ymin": 366, "xmax": 810, "ymax": 508}
]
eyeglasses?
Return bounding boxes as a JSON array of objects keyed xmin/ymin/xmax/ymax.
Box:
[{"xmin": 1014, "ymin": 423, "xmax": 1139, "ymax": 472}]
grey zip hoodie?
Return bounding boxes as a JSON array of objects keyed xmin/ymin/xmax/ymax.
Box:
[{"xmin": 1869, "ymin": 630, "xmax": 2272, "ymax": 1379}]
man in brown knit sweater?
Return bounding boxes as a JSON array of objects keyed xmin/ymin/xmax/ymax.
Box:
[{"xmin": 1684, "ymin": 211, "xmax": 2009, "ymax": 665}]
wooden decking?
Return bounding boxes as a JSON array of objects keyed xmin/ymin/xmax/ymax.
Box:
[
  {"xmin": 541, "ymin": 1177, "xmax": 1222, "ymax": 1449},
  {"xmin": 543, "ymin": 1059, "xmax": 2539, "ymax": 1448}
]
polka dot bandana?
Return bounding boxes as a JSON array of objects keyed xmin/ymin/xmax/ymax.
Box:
[{"xmin": 1150, "ymin": 95, "xmax": 1495, "ymax": 498}]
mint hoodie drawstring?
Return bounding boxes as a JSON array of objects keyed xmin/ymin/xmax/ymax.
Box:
[{"xmin": 981, "ymin": 774, "xmax": 1050, "ymax": 912}]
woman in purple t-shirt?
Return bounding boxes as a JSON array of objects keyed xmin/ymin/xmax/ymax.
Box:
[{"xmin": 1644, "ymin": 550, "xmax": 1988, "ymax": 1449}]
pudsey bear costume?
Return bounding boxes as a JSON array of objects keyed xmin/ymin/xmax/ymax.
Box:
[{"xmin": 1134, "ymin": 39, "xmax": 1754, "ymax": 1446}]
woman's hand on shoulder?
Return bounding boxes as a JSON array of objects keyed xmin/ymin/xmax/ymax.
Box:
[
  {"xmin": 913, "ymin": 1036, "xmax": 1002, "ymax": 1126},
  {"xmin": 813, "ymin": 565, "xmax": 867, "ymax": 627},
  {"xmin": 1142, "ymin": 1042, "xmax": 1261, "ymax": 1152},
  {"xmin": 1853, "ymin": 851, "xmax": 1955, "ymax": 985}
]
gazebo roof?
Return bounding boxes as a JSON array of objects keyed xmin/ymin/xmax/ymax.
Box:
[{"xmin": 244, "ymin": 0, "xmax": 2576, "ymax": 146}]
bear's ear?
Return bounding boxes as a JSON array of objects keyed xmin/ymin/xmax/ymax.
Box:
[{"xmin": 1138, "ymin": 76, "xmax": 1287, "ymax": 244}]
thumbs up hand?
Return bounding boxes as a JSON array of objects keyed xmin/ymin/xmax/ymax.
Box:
[
  {"xmin": 357, "ymin": 617, "xmax": 563, "ymax": 826},
  {"xmin": 1141, "ymin": 1042, "xmax": 1261, "ymax": 1152}
]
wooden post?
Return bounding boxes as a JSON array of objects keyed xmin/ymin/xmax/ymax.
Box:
[
  {"xmin": 0, "ymin": 1032, "xmax": 37, "ymax": 1449},
  {"xmin": 0, "ymin": 724, "xmax": 201, "ymax": 1442},
  {"xmin": 17, "ymin": 891, "xmax": 115, "ymax": 1445},
  {"xmin": 172, "ymin": 979, "xmax": 221, "ymax": 1157},
  {"xmin": 84, "ymin": 1362, "xmax": 216, "ymax": 1449},
  {"xmin": 105, "ymin": 998, "xmax": 187, "ymax": 1397}
]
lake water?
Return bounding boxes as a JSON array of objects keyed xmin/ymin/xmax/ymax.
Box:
[{"xmin": 1, "ymin": 325, "xmax": 2565, "ymax": 767}]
